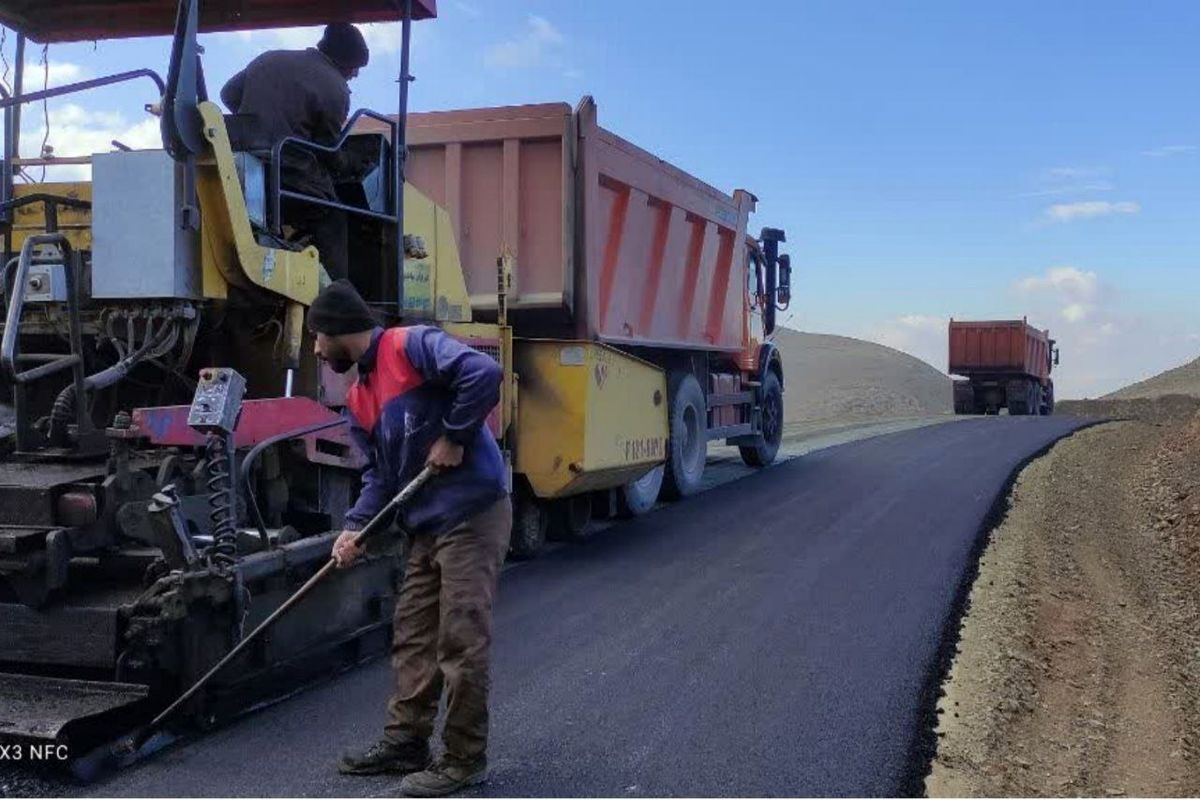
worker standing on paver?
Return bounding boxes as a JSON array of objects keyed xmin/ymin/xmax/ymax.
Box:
[
  {"xmin": 307, "ymin": 280, "xmax": 512, "ymax": 796},
  {"xmin": 221, "ymin": 24, "xmax": 369, "ymax": 280}
]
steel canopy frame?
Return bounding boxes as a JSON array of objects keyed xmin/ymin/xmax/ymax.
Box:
[{"xmin": 0, "ymin": 0, "xmax": 436, "ymax": 44}]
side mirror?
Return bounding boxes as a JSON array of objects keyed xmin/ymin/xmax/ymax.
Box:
[
  {"xmin": 1053, "ymin": 347, "xmax": 1060, "ymax": 367},
  {"xmin": 777, "ymin": 254, "xmax": 792, "ymax": 307}
]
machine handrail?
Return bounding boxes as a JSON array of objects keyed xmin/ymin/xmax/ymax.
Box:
[
  {"xmin": 268, "ymin": 108, "xmax": 399, "ymax": 235},
  {"xmin": 0, "ymin": 193, "xmax": 93, "ymax": 215},
  {"xmin": 0, "ymin": 234, "xmax": 87, "ymax": 392},
  {"xmin": 0, "ymin": 69, "xmax": 167, "ymax": 110}
]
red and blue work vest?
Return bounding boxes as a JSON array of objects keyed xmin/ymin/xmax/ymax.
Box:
[{"xmin": 343, "ymin": 326, "xmax": 508, "ymax": 535}]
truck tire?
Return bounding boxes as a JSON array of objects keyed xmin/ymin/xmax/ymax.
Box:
[
  {"xmin": 739, "ymin": 370, "xmax": 783, "ymax": 467},
  {"xmin": 952, "ymin": 379, "xmax": 976, "ymax": 415},
  {"xmin": 1006, "ymin": 379, "xmax": 1031, "ymax": 416},
  {"xmin": 549, "ymin": 494, "xmax": 594, "ymax": 542},
  {"xmin": 509, "ymin": 496, "xmax": 547, "ymax": 560},
  {"xmin": 661, "ymin": 371, "xmax": 707, "ymax": 500},
  {"xmin": 617, "ymin": 464, "xmax": 663, "ymax": 517}
]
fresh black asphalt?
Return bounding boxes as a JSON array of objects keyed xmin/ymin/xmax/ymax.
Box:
[{"xmin": 78, "ymin": 415, "xmax": 1090, "ymax": 797}]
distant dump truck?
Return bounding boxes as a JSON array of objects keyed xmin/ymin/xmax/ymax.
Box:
[{"xmin": 949, "ymin": 319, "xmax": 1059, "ymax": 415}]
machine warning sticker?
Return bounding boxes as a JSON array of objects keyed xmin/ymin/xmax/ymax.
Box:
[
  {"xmin": 262, "ymin": 249, "xmax": 276, "ymax": 283},
  {"xmin": 403, "ymin": 261, "xmax": 433, "ymax": 313}
]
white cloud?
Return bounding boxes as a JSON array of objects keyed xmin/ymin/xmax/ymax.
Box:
[
  {"xmin": 484, "ymin": 15, "xmax": 565, "ymax": 69},
  {"xmin": 1005, "ymin": 266, "xmax": 1189, "ymax": 398},
  {"xmin": 867, "ymin": 314, "xmax": 949, "ymax": 373},
  {"xmin": 359, "ymin": 23, "xmax": 408, "ymax": 55},
  {"xmin": 266, "ymin": 26, "xmax": 324, "ymax": 50},
  {"xmin": 43, "ymin": 61, "xmax": 87, "ymax": 88},
  {"xmin": 224, "ymin": 22, "xmax": 407, "ymax": 56},
  {"xmin": 1044, "ymin": 166, "xmax": 1107, "ymax": 181},
  {"xmin": 1019, "ymin": 182, "xmax": 1114, "ymax": 198},
  {"xmin": 1015, "ymin": 266, "xmax": 1111, "ymax": 380},
  {"xmin": 20, "ymin": 104, "xmax": 160, "ymax": 181},
  {"xmin": 1020, "ymin": 165, "xmax": 1115, "ymax": 199},
  {"xmin": 1061, "ymin": 303, "xmax": 1088, "ymax": 323},
  {"xmin": 452, "ymin": 1, "xmax": 482, "ymax": 17},
  {"xmin": 1043, "ymin": 200, "xmax": 1140, "ymax": 223},
  {"xmin": 1016, "ymin": 265, "xmax": 1099, "ymax": 299},
  {"xmin": 896, "ymin": 314, "xmax": 945, "ymax": 330},
  {"xmin": 1141, "ymin": 144, "xmax": 1195, "ymax": 158}
]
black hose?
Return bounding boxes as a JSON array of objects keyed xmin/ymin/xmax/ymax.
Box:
[
  {"xmin": 48, "ymin": 321, "xmax": 176, "ymax": 443},
  {"xmin": 240, "ymin": 417, "xmax": 348, "ymax": 547}
]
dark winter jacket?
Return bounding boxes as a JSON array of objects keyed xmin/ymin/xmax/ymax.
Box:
[
  {"xmin": 343, "ymin": 326, "xmax": 508, "ymax": 535},
  {"xmin": 220, "ymin": 48, "xmax": 349, "ymax": 200}
]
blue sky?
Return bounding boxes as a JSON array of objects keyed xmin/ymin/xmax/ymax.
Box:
[{"xmin": 3, "ymin": 1, "xmax": 1198, "ymax": 398}]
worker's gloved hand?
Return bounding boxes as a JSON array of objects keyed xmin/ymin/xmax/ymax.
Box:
[
  {"xmin": 332, "ymin": 530, "xmax": 365, "ymax": 568},
  {"xmin": 426, "ymin": 435, "xmax": 464, "ymax": 474}
]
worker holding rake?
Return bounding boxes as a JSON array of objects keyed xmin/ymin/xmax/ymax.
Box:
[{"xmin": 309, "ymin": 279, "xmax": 512, "ymax": 797}]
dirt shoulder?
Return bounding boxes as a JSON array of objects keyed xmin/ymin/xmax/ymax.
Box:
[{"xmin": 926, "ymin": 400, "xmax": 1200, "ymax": 797}]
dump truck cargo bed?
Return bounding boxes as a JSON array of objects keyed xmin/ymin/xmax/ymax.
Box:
[
  {"xmin": 948, "ymin": 319, "xmax": 1052, "ymax": 382},
  {"xmin": 400, "ymin": 97, "xmax": 756, "ymax": 352}
]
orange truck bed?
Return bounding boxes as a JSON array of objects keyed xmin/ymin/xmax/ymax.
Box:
[
  {"xmin": 948, "ymin": 319, "xmax": 1052, "ymax": 383},
  {"xmin": 402, "ymin": 96, "xmax": 756, "ymax": 353}
]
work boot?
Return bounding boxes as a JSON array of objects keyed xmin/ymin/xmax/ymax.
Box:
[
  {"xmin": 338, "ymin": 736, "xmax": 431, "ymax": 775},
  {"xmin": 399, "ymin": 756, "xmax": 487, "ymax": 797}
]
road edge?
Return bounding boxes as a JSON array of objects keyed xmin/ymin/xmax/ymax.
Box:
[{"xmin": 900, "ymin": 417, "xmax": 1110, "ymax": 797}]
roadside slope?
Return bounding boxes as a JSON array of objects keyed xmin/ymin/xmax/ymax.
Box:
[
  {"xmin": 928, "ymin": 399, "xmax": 1200, "ymax": 796},
  {"xmin": 1104, "ymin": 354, "xmax": 1200, "ymax": 400}
]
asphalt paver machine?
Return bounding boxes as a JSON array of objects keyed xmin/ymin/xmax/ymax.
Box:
[{"xmin": 0, "ymin": 0, "xmax": 488, "ymax": 762}]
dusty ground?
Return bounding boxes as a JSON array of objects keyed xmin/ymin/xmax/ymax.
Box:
[
  {"xmin": 774, "ymin": 329, "xmax": 951, "ymax": 422},
  {"xmin": 927, "ymin": 398, "xmax": 1200, "ymax": 797}
]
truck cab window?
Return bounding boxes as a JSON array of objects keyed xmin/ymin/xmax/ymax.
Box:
[{"xmin": 747, "ymin": 251, "xmax": 763, "ymax": 308}]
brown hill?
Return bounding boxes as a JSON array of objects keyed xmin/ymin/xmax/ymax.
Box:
[
  {"xmin": 1104, "ymin": 355, "xmax": 1200, "ymax": 400},
  {"xmin": 773, "ymin": 329, "xmax": 953, "ymax": 422}
]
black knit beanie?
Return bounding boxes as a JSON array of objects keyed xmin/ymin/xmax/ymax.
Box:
[
  {"xmin": 318, "ymin": 23, "xmax": 370, "ymax": 71},
  {"xmin": 307, "ymin": 279, "xmax": 377, "ymax": 335}
]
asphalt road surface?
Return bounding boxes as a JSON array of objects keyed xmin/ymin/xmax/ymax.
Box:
[{"xmin": 75, "ymin": 415, "xmax": 1089, "ymax": 798}]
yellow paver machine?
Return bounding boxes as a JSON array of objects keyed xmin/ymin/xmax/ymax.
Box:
[{"xmin": 0, "ymin": 0, "xmax": 476, "ymax": 766}]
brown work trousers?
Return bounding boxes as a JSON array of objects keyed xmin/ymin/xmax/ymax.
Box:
[{"xmin": 385, "ymin": 496, "xmax": 512, "ymax": 764}]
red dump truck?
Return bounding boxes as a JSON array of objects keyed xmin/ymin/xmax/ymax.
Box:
[
  {"xmin": 380, "ymin": 97, "xmax": 793, "ymax": 554},
  {"xmin": 949, "ymin": 319, "xmax": 1059, "ymax": 416}
]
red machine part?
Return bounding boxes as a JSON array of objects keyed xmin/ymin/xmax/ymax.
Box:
[{"xmin": 131, "ymin": 397, "xmax": 365, "ymax": 469}]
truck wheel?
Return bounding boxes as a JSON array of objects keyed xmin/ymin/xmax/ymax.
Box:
[
  {"xmin": 739, "ymin": 371, "xmax": 783, "ymax": 467},
  {"xmin": 952, "ymin": 380, "xmax": 975, "ymax": 415},
  {"xmin": 509, "ymin": 496, "xmax": 547, "ymax": 560},
  {"xmin": 1007, "ymin": 379, "xmax": 1030, "ymax": 416},
  {"xmin": 549, "ymin": 494, "xmax": 594, "ymax": 542},
  {"xmin": 617, "ymin": 464, "xmax": 663, "ymax": 517},
  {"xmin": 661, "ymin": 372, "xmax": 707, "ymax": 500}
]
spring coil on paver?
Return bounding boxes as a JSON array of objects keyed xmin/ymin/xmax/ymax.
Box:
[{"xmin": 205, "ymin": 433, "xmax": 237, "ymax": 569}]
